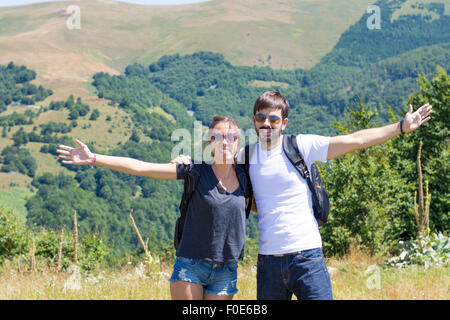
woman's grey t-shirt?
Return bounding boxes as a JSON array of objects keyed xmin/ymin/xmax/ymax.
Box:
[{"xmin": 176, "ymin": 163, "xmax": 246, "ymax": 262}]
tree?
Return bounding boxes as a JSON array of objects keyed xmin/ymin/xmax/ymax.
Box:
[
  {"xmin": 0, "ymin": 208, "xmax": 30, "ymax": 263},
  {"xmin": 320, "ymin": 102, "xmax": 411, "ymax": 256},
  {"xmin": 391, "ymin": 67, "xmax": 449, "ymax": 232},
  {"xmin": 130, "ymin": 129, "xmax": 140, "ymax": 143},
  {"xmin": 12, "ymin": 128, "xmax": 29, "ymax": 146},
  {"xmin": 0, "ymin": 146, "xmax": 37, "ymax": 177},
  {"xmin": 89, "ymin": 109, "xmax": 100, "ymax": 121}
]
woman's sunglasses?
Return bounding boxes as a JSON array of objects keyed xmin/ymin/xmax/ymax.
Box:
[
  {"xmin": 210, "ymin": 133, "xmax": 239, "ymax": 142},
  {"xmin": 254, "ymin": 113, "xmax": 282, "ymax": 125}
]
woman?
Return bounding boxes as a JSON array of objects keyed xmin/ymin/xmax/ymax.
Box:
[{"xmin": 56, "ymin": 116, "xmax": 250, "ymax": 300}]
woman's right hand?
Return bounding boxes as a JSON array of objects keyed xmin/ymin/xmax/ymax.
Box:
[
  {"xmin": 57, "ymin": 139, "xmax": 95, "ymax": 165},
  {"xmin": 57, "ymin": 139, "xmax": 177, "ymax": 179}
]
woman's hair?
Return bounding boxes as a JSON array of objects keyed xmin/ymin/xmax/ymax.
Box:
[
  {"xmin": 208, "ymin": 115, "xmax": 239, "ymax": 131},
  {"xmin": 253, "ymin": 91, "xmax": 290, "ymax": 119}
]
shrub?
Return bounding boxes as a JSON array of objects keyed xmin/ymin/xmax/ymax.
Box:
[
  {"xmin": 0, "ymin": 208, "xmax": 110, "ymax": 271},
  {"xmin": 386, "ymin": 232, "xmax": 450, "ymax": 269},
  {"xmin": 0, "ymin": 209, "xmax": 30, "ymax": 263}
]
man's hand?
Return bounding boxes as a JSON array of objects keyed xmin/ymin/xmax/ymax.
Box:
[
  {"xmin": 402, "ymin": 103, "xmax": 433, "ymax": 133},
  {"xmin": 170, "ymin": 154, "xmax": 192, "ymax": 165},
  {"xmin": 327, "ymin": 103, "xmax": 433, "ymax": 160}
]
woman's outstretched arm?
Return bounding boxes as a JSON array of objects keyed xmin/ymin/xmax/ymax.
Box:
[{"xmin": 57, "ymin": 139, "xmax": 177, "ymax": 180}]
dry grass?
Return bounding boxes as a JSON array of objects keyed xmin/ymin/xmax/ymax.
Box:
[
  {"xmin": 0, "ymin": 248, "xmax": 448, "ymax": 300},
  {"xmin": 0, "ymin": 173, "xmax": 33, "ymax": 190},
  {"xmin": 326, "ymin": 246, "xmax": 450, "ymax": 300},
  {"xmin": 249, "ymin": 80, "xmax": 290, "ymax": 89},
  {"xmin": 0, "ymin": 264, "xmax": 171, "ymax": 300},
  {"xmin": 391, "ymin": 0, "xmax": 450, "ymax": 22}
]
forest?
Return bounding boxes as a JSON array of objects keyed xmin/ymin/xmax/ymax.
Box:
[{"xmin": 0, "ymin": 62, "xmax": 52, "ymax": 113}]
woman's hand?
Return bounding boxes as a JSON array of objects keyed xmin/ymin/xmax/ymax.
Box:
[
  {"xmin": 57, "ymin": 139, "xmax": 177, "ymax": 179},
  {"xmin": 57, "ymin": 139, "xmax": 95, "ymax": 165}
]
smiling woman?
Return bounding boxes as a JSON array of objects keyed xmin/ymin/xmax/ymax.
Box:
[{"xmin": 55, "ymin": 114, "xmax": 252, "ymax": 300}]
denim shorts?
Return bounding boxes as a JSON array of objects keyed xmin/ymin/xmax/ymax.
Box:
[{"xmin": 169, "ymin": 257, "xmax": 239, "ymax": 296}]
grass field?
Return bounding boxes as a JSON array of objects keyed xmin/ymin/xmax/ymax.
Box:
[
  {"xmin": 0, "ymin": 249, "xmax": 448, "ymax": 300},
  {"xmin": 0, "ymin": 187, "xmax": 34, "ymax": 223}
]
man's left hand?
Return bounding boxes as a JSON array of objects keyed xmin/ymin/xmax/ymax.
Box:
[{"xmin": 403, "ymin": 103, "xmax": 433, "ymax": 133}]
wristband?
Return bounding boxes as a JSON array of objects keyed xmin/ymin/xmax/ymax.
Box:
[
  {"xmin": 399, "ymin": 120, "xmax": 404, "ymax": 134},
  {"xmin": 92, "ymin": 154, "xmax": 97, "ymax": 165}
]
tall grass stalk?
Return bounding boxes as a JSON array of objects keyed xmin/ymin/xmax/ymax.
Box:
[
  {"xmin": 414, "ymin": 141, "xmax": 431, "ymax": 241},
  {"xmin": 129, "ymin": 209, "xmax": 149, "ymax": 259},
  {"xmin": 56, "ymin": 229, "xmax": 63, "ymax": 272},
  {"xmin": 73, "ymin": 211, "xmax": 78, "ymax": 266}
]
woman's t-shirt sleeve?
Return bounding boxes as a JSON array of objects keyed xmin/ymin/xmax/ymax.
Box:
[{"xmin": 176, "ymin": 163, "xmax": 193, "ymax": 180}]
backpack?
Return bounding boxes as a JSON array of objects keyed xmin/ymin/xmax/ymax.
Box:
[
  {"xmin": 243, "ymin": 134, "xmax": 329, "ymax": 226},
  {"xmin": 174, "ymin": 162, "xmax": 253, "ymax": 250},
  {"xmin": 282, "ymin": 134, "xmax": 330, "ymax": 226}
]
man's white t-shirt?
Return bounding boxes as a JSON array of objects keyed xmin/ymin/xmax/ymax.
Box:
[{"xmin": 246, "ymin": 134, "xmax": 330, "ymax": 255}]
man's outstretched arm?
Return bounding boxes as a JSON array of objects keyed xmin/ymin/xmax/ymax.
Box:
[{"xmin": 327, "ymin": 103, "xmax": 432, "ymax": 160}]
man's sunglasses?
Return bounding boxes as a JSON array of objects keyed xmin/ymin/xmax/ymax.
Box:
[
  {"xmin": 210, "ymin": 133, "xmax": 239, "ymax": 142},
  {"xmin": 254, "ymin": 114, "xmax": 282, "ymax": 125}
]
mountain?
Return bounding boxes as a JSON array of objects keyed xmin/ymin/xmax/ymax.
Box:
[
  {"xmin": 0, "ymin": 0, "xmax": 376, "ymax": 103},
  {"xmin": 0, "ymin": 0, "xmax": 448, "ymax": 253}
]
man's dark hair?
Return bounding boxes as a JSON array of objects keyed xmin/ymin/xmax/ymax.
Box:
[{"xmin": 253, "ymin": 91, "xmax": 290, "ymax": 118}]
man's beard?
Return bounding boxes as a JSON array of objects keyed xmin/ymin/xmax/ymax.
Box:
[{"xmin": 258, "ymin": 126, "xmax": 282, "ymax": 145}]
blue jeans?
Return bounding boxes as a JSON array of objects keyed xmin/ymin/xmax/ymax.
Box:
[
  {"xmin": 169, "ymin": 257, "xmax": 239, "ymax": 296},
  {"xmin": 257, "ymin": 248, "xmax": 333, "ymax": 300}
]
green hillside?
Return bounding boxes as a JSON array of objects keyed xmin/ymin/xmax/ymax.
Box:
[{"xmin": 0, "ymin": 0, "xmax": 448, "ymax": 256}]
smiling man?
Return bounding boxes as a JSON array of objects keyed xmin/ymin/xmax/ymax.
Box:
[{"xmin": 244, "ymin": 91, "xmax": 432, "ymax": 300}]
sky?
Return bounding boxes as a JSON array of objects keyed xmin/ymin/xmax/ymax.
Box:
[{"xmin": 0, "ymin": 0, "xmax": 211, "ymax": 7}]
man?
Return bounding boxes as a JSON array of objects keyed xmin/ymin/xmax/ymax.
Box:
[{"xmin": 173, "ymin": 91, "xmax": 432, "ymax": 300}]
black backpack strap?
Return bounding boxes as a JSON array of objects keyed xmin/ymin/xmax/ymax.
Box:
[
  {"xmin": 175, "ymin": 162, "xmax": 201, "ymax": 249},
  {"xmin": 180, "ymin": 163, "xmax": 201, "ymax": 218},
  {"xmin": 282, "ymin": 134, "xmax": 310, "ymax": 180},
  {"xmin": 282, "ymin": 134, "xmax": 330, "ymax": 226},
  {"xmin": 244, "ymin": 143, "xmax": 256, "ymax": 218},
  {"xmin": 235, "ymin": 163, "xmax": 252, "ymax": 219},
  {"xmin": 244, "ymin": 144, "xmax": 250, "ymax": 177}
]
